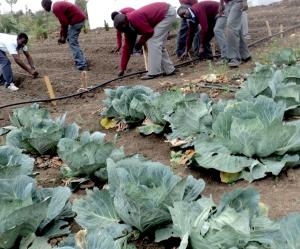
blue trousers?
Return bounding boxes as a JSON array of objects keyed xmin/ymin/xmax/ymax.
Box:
[
  {"xmin": 176, "ymin": 18, "xmax": 200, "ymax": 57},
  {"xmin": 0, "ymin": 50, "xmax": 13, "ymax": 87},
  {"xmin": 68, "ymin": 22, "xmax": 87, "ymax": 71}
]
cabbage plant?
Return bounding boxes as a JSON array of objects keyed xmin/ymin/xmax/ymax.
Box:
[
  {"xmin": 58, "ymin": 131, "xmax": 125, "ymax": 179},
  {"xmin": 156, "ymin": 187, "xmax": 300, "ymax": 249},
  {"xmin": 101, "ymin": 86, "xmax": 155, "ymax": 124},
  {"xmin": 194, "ymin": 96, "xmax": 300, "ymax": 182},
  {"xmin": 73, "ymin": 156, "xmax": 205, "ymax": 233},
  {"xmin": 0, "ymin": 176, "xmax": 73, "ymax": 249},
  {"xmin": 0, "ymin": 145, "xmax": 34, "ymax": 179},
  {"xmin": 3, "ymin": 104, "xmax": 79, "ymax": 155}
]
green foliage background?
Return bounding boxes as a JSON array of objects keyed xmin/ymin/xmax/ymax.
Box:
[{"xmin": 0, "ymin": 0, "xmax": 89, "ymax": 40}]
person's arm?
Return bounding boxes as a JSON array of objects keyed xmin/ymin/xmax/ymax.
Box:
[
  {"xmin": 23, "ymin": 51, "xmax": 38, "ymax": 77},
  {"xmin": 198, "ymin": 12, "xmax": 209, "ymax": 52},
  {"xmin": 136, "ymin": 32, "xmax": 153, "ymax": 47},
  {"xmin": 12, "ymin": 53, "xmax": 35, "ymax": 75},
  {"xmin": 180, "ymin": 21, "xmax": 196, "ymax": 60},
  {"xmin": 186, "ymin": 22, "xmax": 197, "ymax": 52},
  {"xmin": 23, "ymin": 51, "xmax": 35, "ymax": 69},
  {"xmin": 116, "ymin": 31, "xmax": 122, "ymax": 50},
  {"xmin": 119, "ymin": 33, "xmax": 136, "ymax": 76},
  {"xmin": 53, "ymin": 8, "xmax": 69, "ymax": 40}
]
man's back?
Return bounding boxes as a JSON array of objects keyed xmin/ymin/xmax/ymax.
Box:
[
  {"xmin": 191, "ymin": 1, "xmax": 219, "ymax": 28},
  {"xmin": 127, "ymin": 2, "xmax": 170, "ymax": 34},
  {"xmin": 179, "ymin": 0, "xmax": 198, "ymax": 5},
  {"xmin": 52, "ymin": 1, "xmax": 85, "ymax": 26}
]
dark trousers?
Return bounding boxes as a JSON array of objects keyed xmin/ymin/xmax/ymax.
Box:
[
  {"xmin": 202, "ymin": 27, "xmax": 215, "ymax": 57},
  {"xmin": 176, "ymin": 18, "xmax": 200, "ymax": 57},
  {"xmin": 68, "ymin": 22, "xmax": 88, "ymax": 71},
  {"xmin": 0, "ymin": 50, "xmax": 13, "ymax": 87}
]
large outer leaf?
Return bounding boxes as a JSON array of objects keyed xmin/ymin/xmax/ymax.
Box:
[
  {"xmin": 235, "ymin": 64, "xmax": 277, "ymax": 98},
  {"xmin": 107, "ymin": 157, "xmax": 204, "ymax": 232},
  {"xmin": 73, "ymin": 189, "xmax": 121, "ymax": 230},
  {"xmin": 0, "ymin": 146, "xmax": 34, "ymax": 179},
  {"xmin": 155, "ymin": 198, "xmax": 214, "ymax": 249},
  {"xmin": 273, "ymin": 213, "xmax": 300, "ymax": 248},
  {"xmin": 0, "ymin": 176, "xmax": 73, "ymax": 248},
  {"xmin": 0, "ymin": 198, "xmax": 50, "ymax": 249},
  {"xmin": 34, "ymin": 186, "xmax": 72, "ymax": 231},
  {"xmin": 166, "ymin": 99, "xmax": 213, "ymax": 140},
  {"xmin": 141, "ymin": 91, "xmax": 185, "ymax": 125}
]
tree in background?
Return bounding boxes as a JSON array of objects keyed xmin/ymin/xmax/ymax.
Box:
[
  {"xmin": 75, "ymin": 0, "xmax": 87, "ymax": 16},
  {"xmin": 5, "ymin": 0, "xmax": 18, "ymax": 14},
  {"xmin": 75, "ymin": 0, "xmax": 89, "ymax": 33}
]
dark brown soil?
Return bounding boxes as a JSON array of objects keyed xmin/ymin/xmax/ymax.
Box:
[{"xmin": 1, "ymin": 1, "xmax": 300, "ymax": 248}]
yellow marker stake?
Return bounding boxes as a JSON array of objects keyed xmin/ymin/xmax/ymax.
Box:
[
  {"xmin": 142, "ymin": 46, "xmax": 148, "ymax": 71},
  {"xmin": 81, "ymin": 71, "xmax": 88, "ymax": 89},
  {"xmin": 44, "ymin": 75, "xmax": 57, "ymax": 106}
]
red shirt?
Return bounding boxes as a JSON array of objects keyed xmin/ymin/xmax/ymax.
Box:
[
  {"xmin": 120, "ymin": 2, "xmax": 170, "ymax": 71},
  {"xmin": 187, "ymin": 1, "xmax": 219, "ymax": 50},
  {"xmin": 52, "ymin": 1, "xmax": 86, "ymax": 39},
  {"xmin": 116, "ymin": 7, "xmax": 135, "ymax": 49},
  {"xmin": 179, "ymin": 0, "xmax": 198, "ymax": 5}
]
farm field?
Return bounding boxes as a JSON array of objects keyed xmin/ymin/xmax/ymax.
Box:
[{"xmin": 1, "ymin": 0, "xmax": 300, "ymax": 248}]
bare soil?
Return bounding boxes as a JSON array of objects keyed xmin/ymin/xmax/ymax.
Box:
[{"xmin": 1, "ymin": 1, "xmax": 300, "ymax": 248}]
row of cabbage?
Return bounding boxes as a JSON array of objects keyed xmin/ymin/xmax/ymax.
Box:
[
  {"xmin": 0, "ymin": 104, "xmax": 75, "ymax": 249},
  {"xmin": 1, "ymin": 101, "xmax": 300, "ymax": 248},
  {"xmin": 100, "ymin": 48, "xmax": 300, "ymax": 183}
]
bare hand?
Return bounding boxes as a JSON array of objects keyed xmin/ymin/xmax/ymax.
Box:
[
  {"xmin": 58, "ymin": 38, "xmax": 66, "ymax": 45},
  {"xmin": 118, "ymin": 71, "xmax": 124, "ymax": 77},
  {"xmin": 30, "ymin": 69, "xmax": 39, "ymax": 78},
  {"xmin": 111, "ymin": 47, "xmax": 120, "ymax": 54},
  {"xmin": 199, "ymin": 47, "xmax": 205, "ymax": 55},
  {"xmin": 180, "ymin": 51, "xmax": 188, "ymax": 61}
]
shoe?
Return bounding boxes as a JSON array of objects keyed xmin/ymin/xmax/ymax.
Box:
[
  {"xmin": 163, "ymin": 68, "xmax": 177, "ymax": 76},
  {"xmin": 140, "ymin": 74, "xmax": 160, "ymax": 80},
  {"xmin": 228, "ymin": 59, "xmax": 241, "ymax": 68},
  {"xmin": 7, "ymin": 83, "xmax": 19, "ymax": 91},
  {"xmin": 242, "ymin": 56, "xmax": 252, "ymax": 63}
]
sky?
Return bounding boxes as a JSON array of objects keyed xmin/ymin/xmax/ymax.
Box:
[{"xmin": 0, "ymin": 0, "xmax": 283, "ymax": 29}]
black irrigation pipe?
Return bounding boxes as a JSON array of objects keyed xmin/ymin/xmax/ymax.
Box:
[{"xmin": 1, "ymin": 22, "xmax": 300, "ymax": 110}]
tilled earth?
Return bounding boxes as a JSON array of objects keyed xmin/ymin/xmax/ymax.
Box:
[{"xmin": 1, "ymin": 1, "xmax": 300, "ymax": 248}]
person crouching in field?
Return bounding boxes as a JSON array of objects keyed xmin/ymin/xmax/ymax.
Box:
[
  {"xmin": 111, "ymin": 7, "xmax": 135, "ymax": 54},
  {"xmin": 0, "ymin": 33, "xmax": 38, "ymax": 91},
  {"xmin": 177, "ymin": 1, "xmax": 219, "ymax": 61},
  {"xmin": 176, "ymin": 0, "xmax": 200, "ymax": 58},
  {"xmin": 114, "ymin": 2, "xmax": 176, "ymax": 80},
  {"xmin": 41, "ymin": 0, "xmax": 88, "ymax": 72}
]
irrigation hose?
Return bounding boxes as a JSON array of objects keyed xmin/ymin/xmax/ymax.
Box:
[{"xmin": 1, "ymin": 22, "xmax": 300, "ymax": 110}]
